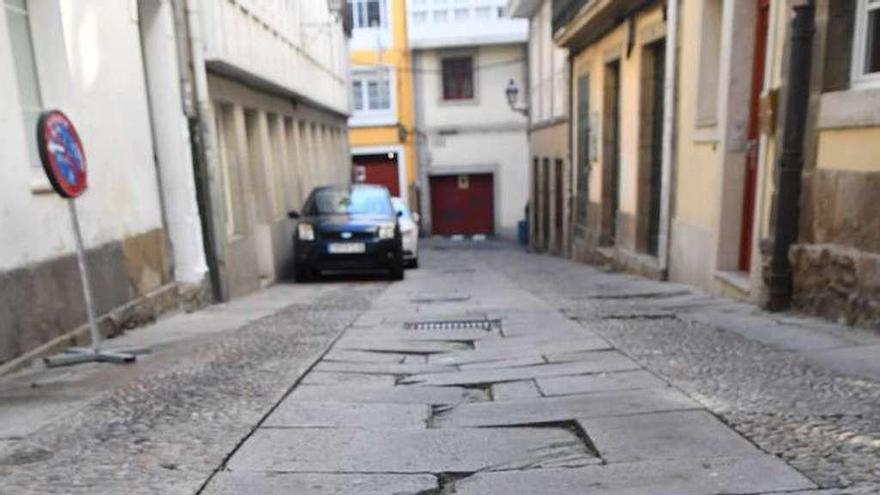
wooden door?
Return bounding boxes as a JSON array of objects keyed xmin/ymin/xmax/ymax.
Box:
[
  {"xmin": 739, "ymin": 0, "xmax": 770, "ymax": 270},
  {"xmin": 430, "ymin": 174, "xmax": 495, "ymax": 235}
]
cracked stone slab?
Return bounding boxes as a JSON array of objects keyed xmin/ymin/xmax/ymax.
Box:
[
  {"xmin": 289, "ymin": 384, "xmax": 488, "ymax": 404},
  {"xmin": 263, "ymin": 401, "xmax": 429, "ymax": 428},
  {"xmin": 323, "ymin": 349, "xmax": 406, "ymax": 364},
  {"xmin": 347, "ymin": 328, "xmax": 496, "ymax": 342},
  {"xmin": 431, "ymin": 338, "xmax": 612, "ymax": 366},
  {"xmin": 536, "ymin": 371, "xmax": 667, "ymax": 396},
  {"xmin": 335, "ymin": 338, "xmax": 469, "ymax": 354},
  {"xmin": 460, "ymin": 356, "xmax": 546, "ymax": 370},
  {"xmin": 578, "ymin": 410, "xmax": 761, "ymax": 462},
  {"xmin": 406, "ymin": 352, "xmax": 640, "ymax": 386},
  {"xmin": 450, "ymin": 456, "xmax": 816, "ymax": 494},
  {"xmin": 227, "ymin": 427, "xmax": 598, "ymax": 473},
  {"xmin": 202, "ymin": 472, "xmax": 439, "ymax": 495},
  {"xmin": 313, "ymin": 361, "xmax": 458, "ymax": 375},
  {"xmin": 300, "ymin": 371, "xmax": 397, "ymax": 386},
  {"xmin": 433, "ymin": 388, "xmax": 699, "ymax": 427},
  {"xmin": 492, "ymin": 380, "xmax": 542, "ymax": 401}
]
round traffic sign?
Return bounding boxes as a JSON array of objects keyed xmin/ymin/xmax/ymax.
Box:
[{"xmin": 37, "ymin": 110, "xmax": 88, "ymax": 198}]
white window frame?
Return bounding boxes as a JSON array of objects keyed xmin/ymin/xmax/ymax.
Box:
[
  {"xmin": 4, "ymin": 0, "xmax": 43, "ymax": 169},
  {"xmin": 349, "ymin": 0, "xmax": 391, "ymax": 50},
  {"xmin": 349, "ymin": 66, "xmax": 397, "ymax": 127},
  {"xmin": 852, "ymin": 0, "xmax": 880, "ymax": 89}
]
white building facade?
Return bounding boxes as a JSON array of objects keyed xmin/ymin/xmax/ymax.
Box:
[
  {"xmin": 0, "ymin": 0, "xmax": 351, "ymax": 368},
  {"xmin": 198, "ymin": 0, "xmax": 352, "ymax": 298},
  {"xmin": 409, "ymin": 0, "xmax": 530, "ymax": 238},
  {"xmin": 510, "ymin": 0, "xmax": 569, "ymax": 255}
]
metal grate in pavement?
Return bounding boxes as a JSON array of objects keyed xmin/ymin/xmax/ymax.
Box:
[{"xmin": 404, "ymin": 319, "xmax": 502, "ymax": 331}]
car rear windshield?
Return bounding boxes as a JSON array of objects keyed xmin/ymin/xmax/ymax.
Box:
[{"xmin": 309, "ymin": 187, "xmax": 393, "ymax": 216}]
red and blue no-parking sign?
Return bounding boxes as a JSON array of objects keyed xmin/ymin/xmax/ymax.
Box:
[{"xmin": 36, "ymin": 110, "xmax": 88, "ymax": 198}]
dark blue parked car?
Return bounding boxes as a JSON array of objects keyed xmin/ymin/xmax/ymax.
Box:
[{"xmin": 288, "ymin": 184, "xmax": 404, "ymax": 282}]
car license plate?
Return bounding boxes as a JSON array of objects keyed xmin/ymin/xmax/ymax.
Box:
[{"xmin": 328, "ymin": 242, "xmax": 366, "ymax": 254}]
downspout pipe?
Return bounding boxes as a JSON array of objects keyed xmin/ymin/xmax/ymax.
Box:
[
  {"xmin": 184, "ymin": 0, "xmax": 226, "ymax": 302},
  {"xmin": 768, "ymin": 1, "xmax": 814, "ymax": 311},
  {"xmin": 657, "ymin": 0, "xmax": 678, "ymax": 275}
]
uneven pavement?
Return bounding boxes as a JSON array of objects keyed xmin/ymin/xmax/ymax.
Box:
[
  {"xmin": 202, "ymin": 240, "xmax": 879, "ymax": 494},
  {"xmin": 2, "ymin": 239, "xmax": 878, "ymax": 494}
]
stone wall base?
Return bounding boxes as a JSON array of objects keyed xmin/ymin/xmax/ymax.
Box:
[
  {"xmin": 0, "ymin": 280, "xmax": 211, "ymax": 377},
  {"xmin": 790, "ymin": 243, "xmax": 880, "ymax": 328}
]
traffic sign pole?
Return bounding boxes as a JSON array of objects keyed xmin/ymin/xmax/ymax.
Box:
[{"xmin": 38, "ymin": 109, "xmax": 149, "ymax": 368}]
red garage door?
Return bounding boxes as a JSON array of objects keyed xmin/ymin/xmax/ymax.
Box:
[
  {"xmin": 430, "ymin": 174, "xmax": 494, "ymax": 235},
  {"xmin": 353, "ymin": 153, "xmax": 400, "ymax": 197}
]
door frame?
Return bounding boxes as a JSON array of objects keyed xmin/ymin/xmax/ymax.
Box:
[{"xmin": 351, "ymin": 145, "xmax": 408, "ymax": 204}]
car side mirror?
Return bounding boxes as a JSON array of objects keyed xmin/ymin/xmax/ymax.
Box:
[
  {"xmin": 288, "ymin": 210, "xmax": 300, "ymax": 219},
  {"xmin": 412, "ymin": 212, "xmax": 421, "ymax": 223}
]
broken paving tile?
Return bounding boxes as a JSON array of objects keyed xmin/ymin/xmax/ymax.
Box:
[
  {"xmin": 313, "ymin": 361, "xmax": 457, "ymax": 375},
  {"xmin": 433, "ymin": 338, "xmax": 611, "ymax": 366},
  {"xmin": 263, "ymin": 401, "xmax": 429, "ymax": 428},
  {"xmin": 322, "ymin": 349, "xmax": 406, "ymax": 364},
  {"xmin": 578, "ymin": 410, "xmax": 761, "ymax": 463},
  {"xmin": 449, "ymin": 456, "xmax": 815, "ymax": 495},
  {"xmin": 289, "ymin": 384, "xmax": 487, "ymax": 404},
  {"xmin": 433, "ymin": 388, "xmax": 699, "ymax": 427},
  {"xmin": 335, "ymin": 338, "xmax": 469, "ymax": 354},
  {"xmin": 227, "ymin": 427, "xmax": 597, "ymax": 473},
  {"xmin": 460, "ymin": 356, "xmax": 545, "ymax": 370},
  {"xmin": 535, "ymin": 371, "xmax": 666, "ymax": 396},
  {"xmin": 406, "ymin": 352, "xmax": 639, "ymax": 386},
  {"xmin": 203, "ymin": 472, "xmax": 438, "ymax": 495},
  {"xmin": 300, "ymin": 371, "xmax": 396, "ymax": 387},
  {"xmin": 492, "ymin": 380, "xmax": 542, "ymax": 401}
]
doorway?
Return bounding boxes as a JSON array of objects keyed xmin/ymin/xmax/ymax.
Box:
[
  {"xmin": 601, "ymin": 60, "xmax": 621, "ymax": 246},
  {"xmin": 739, "ymin": 0, "xmax": 770, "ymax": 271},
  {"xmin": 642, "ymin": 40, "xmax": 666, "ymax": 257},
  {"xmin": 429, "ymin": 173, "xmax": 495, "ymax": 235}
]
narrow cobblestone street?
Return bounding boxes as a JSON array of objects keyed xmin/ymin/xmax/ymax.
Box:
[{"xmin": 2, "ymin": 240, "xmax": 879, "ymax": 494}]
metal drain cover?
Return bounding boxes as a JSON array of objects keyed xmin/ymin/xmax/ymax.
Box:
[{"xmin": 404, "ymin": 319, "xmax": 502, "ymax": 331}]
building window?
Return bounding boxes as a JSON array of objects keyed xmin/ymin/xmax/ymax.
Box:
[
  {"xmin": 350, "ymin": 67, "xmax": 396, "ymax": 125},
  {"xmin": 349, "ymin": 0, "xmax": 386, "ymax": 29},
  {"xmin": 5, "ymin": 0, "xmax": 42, "ymax": 167},
  {"xmin": 695, "ymin": 0, "xmax": 722, "ymax": 128},
  {"xmin": 853, "ymin": 0, "xmax": 880, "ymax": 87},
  {"xmin": 442, "ymin": 56, "xmax": 474, "ymax": 100}
]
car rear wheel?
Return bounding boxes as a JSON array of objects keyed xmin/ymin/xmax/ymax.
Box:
[
  {"xmin": 389, "ymin": 260, "xmax": 405, "ymax": 281},
  {"xmin": 293, "ymin": 263, "xmax": 313, "ymax": 283}
]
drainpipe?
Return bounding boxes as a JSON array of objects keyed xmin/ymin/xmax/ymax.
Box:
[
  {"xmin": 657, "ymin": 0, "xmax": 679, "ymax": 276},
  {"xmin": 767, "ymin": 1, "xmax": 814, "ymax": 311},
  {"xmin": 567, "ymin": 54, "xmax": 575, "ymax": 257},
  {"xmin": 183, "ymin": 0, "xmax": 226, "ymax": 302}
]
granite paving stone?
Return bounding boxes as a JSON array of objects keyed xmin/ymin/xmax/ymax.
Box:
[
  {"xmin": 434, "ymin": 388, "xmax": 700, "ymax": 427},
  {"xmin": 203, "ymin": 472, "xmax": 439, "ymax": 495},
  {"xmin": 491, "ymin": 380, "xmax": 543, "ymax": 401},
  {"xmin": 289, "ymin": 384, "xmax": 488, "ymax": 404},
  {"xmin": 536, "ymin": 370, "xmax": 668, "ymax": 396},
  {"xmin": 406, "ymin": 352, "xmax": 640, "ymax": 386},
  {"xmin": 450, "ymin": 456, "xmax": 816, "ymax": 495},
  {"xmin": 313, "ymin": 360, "xmax": 458, "ymax": 376},
  {"xmin": 578, "ymin": 410, "xmax": 762, "ymax": 462},
  {"xmin": 226, "ymin": 427, "xmax": 598, "ymax": 473},
  {"xmin": 263, "ymin": 401, "xmax": 429, "ymax": 428}
]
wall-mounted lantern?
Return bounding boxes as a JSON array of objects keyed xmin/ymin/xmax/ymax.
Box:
[{"xmin": 505, "ymin": 79, "xmax": 529, "ymax": 117}]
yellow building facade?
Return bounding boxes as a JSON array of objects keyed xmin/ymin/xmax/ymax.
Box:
[{"xmin": 347, "ymin": 0, "xmax": 417, "ymax": 209}]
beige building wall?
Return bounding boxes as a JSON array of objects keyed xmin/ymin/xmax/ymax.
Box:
[
  {"xmin": 759, "ymin": 0, "xmax": 880, "ymax": 326},
  {"xmin": 568, "ymin": 4, "xmax": 667, "ymax": 276}
]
